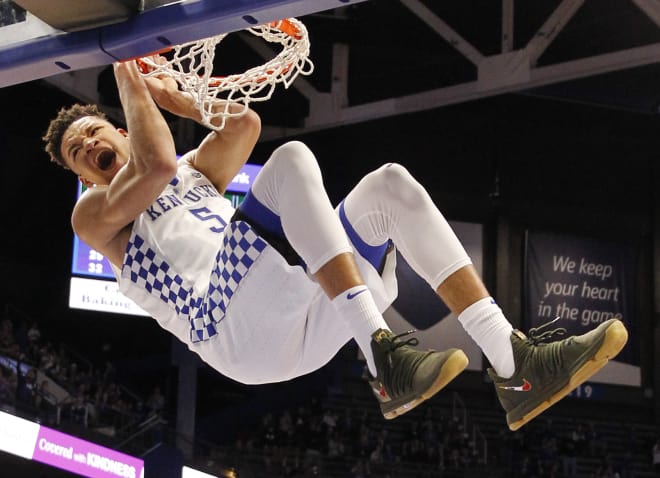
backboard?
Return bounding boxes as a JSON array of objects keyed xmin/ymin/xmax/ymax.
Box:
[{"xmin": 0, "ymin": 0, "xmax": 367, "ymax": 88}]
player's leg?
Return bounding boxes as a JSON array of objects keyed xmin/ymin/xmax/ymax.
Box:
[
  {"xmin": 340, "ymin": 162, "xmax": 515, "ymax": 375},
  {"xmin": 341, "ymin": 162, "xmax": 628, "ymax": 429},
  {"xmin": 236, "ymin": 142, "xmax": 463, "ymax": 419},
  {"xmin": 236, "ymin": 141, "xmax": 388, "ymax": 376}
]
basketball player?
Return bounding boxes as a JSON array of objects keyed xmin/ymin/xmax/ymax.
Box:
[{"xmin": 44, "ymin": 59, "xmax": 628, "ymax": 430}]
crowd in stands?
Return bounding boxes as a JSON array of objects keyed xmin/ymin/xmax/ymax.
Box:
[
  {"xmin": 2, "ymin": 307, "xmax": 660, "ymax": 478},
  {"xmin": 492, "ymin": 416, "xmax": 659, "ymax": 478},
  {"xmin": 196, "ymin": 394, "xmax": 660, "ymax": 478},
  {"xmin": 199, "ymin": 395, "xmax": 488, "ymax": 478},
  {"xmin": 210, "ymin": 404, "xmax": 660, "ymax": 478},
  {"xmin": 0, "ymin": 313, "xmax": 166, "ymax": 438}
]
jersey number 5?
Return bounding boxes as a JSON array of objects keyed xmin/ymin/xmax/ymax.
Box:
[{"xmin": 189, "ymin": 207, "xmax": 227, "ymax": 233}]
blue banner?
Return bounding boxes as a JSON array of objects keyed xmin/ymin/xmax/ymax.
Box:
[{"xmin": 524, "ymin": 231, "xmax": 639, "ymax": 385}]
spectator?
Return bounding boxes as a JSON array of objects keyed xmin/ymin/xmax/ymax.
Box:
[
  {"xmin": 652, "ymin": 437, "xmax": 660, "ymax": 474},
  {"xmin": 26, "ymin": 320, "xmax": 41, "ymax": 346},
  {"xmin": 16, "ymin": 366, "xmax": 38, "ymax": 412},
  {"xmin": 0, "ymin": 0, "xmax": 26, "ymax": 27},
  {"xmin": 349, "ymin": 459, "xmax": 370, "ymax": 478},
  {"xmin": 595, "ymin": 463, "xmax": 620, "ymax": 478},
  {"xmin": 446, "ymin": 448, "xmax": 461, "ymax": 470},
  {"xmin": 368, "ymin": 441, "xmax": 384, "ymax": 466},
  {"xmin": 294, "ymin": 405, "xmax": 310, "ymax": 450},
  {"xmin": 0, "ymin": 364, "xmax": 16, "ymax": 407},
  {"xmin": 35, "ymin": 379, "xmax": 58, "ymax": 424},
  {"xmin": 561, "ymin": 423, "xmax": 580, "ymax": 477},
  {"xmin": 420, "ymin": 407, "xmax": 439, "ymax": 449},
  {"xmin": 617, "ymin": 450, "xmax": 633, "ymax": 478},
  {"xmin": 277, "ymin": 409, "xmax": 294, "ymax": 447},
  {"xmin": 146, "ymin": 386, "xmax": 165, "ymax": 417},
  {"xmin": 585, "ymin": 421, "xmax": 609, "ymax": 459},
  {"xmin": 0, "ymin": 318, "xmax": 20, "ymax": 359},
  {"xmin": 573, "ymin": 422, "xmax": 587, "ymax": 454},
  {"xmin": 517, "ymin": 455, "xmax": 534, "ymax": 478},
  {"xmin": 495, "ymin": 427, "xmax": 514, "ymax": 468},
  {"xmin": 61, "ymin": 389, "xmax": 89, "ymax": 427},
  {"xmin": 321, "ymin": 407, "xmax": 337, "ymax": 434},
  {"xmin": 303, "ymin": 415, "xmax": 325, "ymax": 469},
  {"xmin": 38, "ymin": 343, "xmax": 60, "ymax": 377},
  {"xmin": 326, "ymin": 430, "xmax": 345, "ymax": 458}
]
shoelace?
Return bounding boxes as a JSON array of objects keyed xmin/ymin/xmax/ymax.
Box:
[
  {"xmin": 381, "ymin": 330, "xmax": 427, "ymax": 396},
  {"xmin": 527, "ymin": 317, "xmax": 567, "ymax": 345},
  {"xmin": 386, "ymin": 329, "xmax": 419, "ymax": 366}
]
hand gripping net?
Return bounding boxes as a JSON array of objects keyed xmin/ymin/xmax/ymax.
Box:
[{"xmin": 137, "ymin": 18, "xmax": 313, "ymax": 131}]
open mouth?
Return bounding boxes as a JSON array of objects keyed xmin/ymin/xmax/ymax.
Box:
[{"xmin": 95, "ymin": 150, "xmax": 116, "ymax": 171}]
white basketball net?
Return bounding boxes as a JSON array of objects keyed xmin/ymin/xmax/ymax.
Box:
[{"xmin": 137, "ymin": 18, "xmax": 313, "ymax": 131}]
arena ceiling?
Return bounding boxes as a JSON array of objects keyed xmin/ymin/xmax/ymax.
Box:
[
  {"xmin": 7, "ymin": 0, "xmax": 660, "ymax": 140},
  {"xmin": 261, "ymin": 0, "xmax": 660, "ymax": 137}
]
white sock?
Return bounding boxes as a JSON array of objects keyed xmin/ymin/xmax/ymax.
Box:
[
  {"xmin": 458, "ymin": 297, "xmax": 515, "ymax": 378},
  {"xmin": 331, "ymin": 285, "xmax": 389, "ymax": 377}
]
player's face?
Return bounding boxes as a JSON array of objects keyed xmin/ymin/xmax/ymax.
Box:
[{"xmin": 60, "ymin": 115, "xmax": 131, "ymax": 187}]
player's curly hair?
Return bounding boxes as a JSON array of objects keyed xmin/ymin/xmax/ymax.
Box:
[{"xmin": 43, "ymin": 104, "xmax": 107, "ymax": 169}]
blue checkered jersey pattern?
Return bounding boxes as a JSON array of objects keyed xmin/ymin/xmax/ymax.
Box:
[{"xmin": 124, "ymin": 221, "xmax": 267, "ymax": 343}]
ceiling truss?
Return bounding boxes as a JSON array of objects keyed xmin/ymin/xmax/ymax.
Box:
[{"xmin": 44, "ymin": 0, "xmax": 660, "ymax": 143}]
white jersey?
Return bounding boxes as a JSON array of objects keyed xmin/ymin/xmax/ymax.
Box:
[
  {"xmin": 113, "ymin": 152, "xmax": 398, "ymax": 384},
  {"xmin": 114, "ymin": 152, "xmax": 236, "ymax": 334},
  {"xmin": 114, "ymin": 153, "xmax": 322, "ymax": 382}
]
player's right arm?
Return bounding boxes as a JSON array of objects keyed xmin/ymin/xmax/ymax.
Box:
[
  {"xmin": 142, "ymin": 57, "xmax": 261, "ymax": 194},
  {"xmin": 71, "ymin": 61, "xmax": 178, "ymax": 265}
]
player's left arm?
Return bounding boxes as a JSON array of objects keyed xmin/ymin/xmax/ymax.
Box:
[
  {"xmin": 188, "ymin": 107, "xmax": 261, "ymax": 194},
  {"xmin": 143, "ymin": 59, "xmax": 261, "ymax": 194}
]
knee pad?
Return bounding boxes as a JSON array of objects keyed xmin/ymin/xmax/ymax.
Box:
[
  {"xmin": 374, "ymin": 163, "xmax": 426, "ymax": 209},
  {"xmin": 270, "ymin": 141, "xmax": 322, "ymax": 184}
]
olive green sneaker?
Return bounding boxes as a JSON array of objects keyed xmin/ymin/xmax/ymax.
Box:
[
  {"xmin": 367, "ymin": 329, "xmax": 469, "ymax": 420},
  {"xmin": 489, "ymin": 318, "xmax": 628, "ymax": 431}
]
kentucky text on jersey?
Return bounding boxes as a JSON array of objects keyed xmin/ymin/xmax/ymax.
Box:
[{"xmin": 145, "ymin": 183, "xmax": 220, "ymax": 221}]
